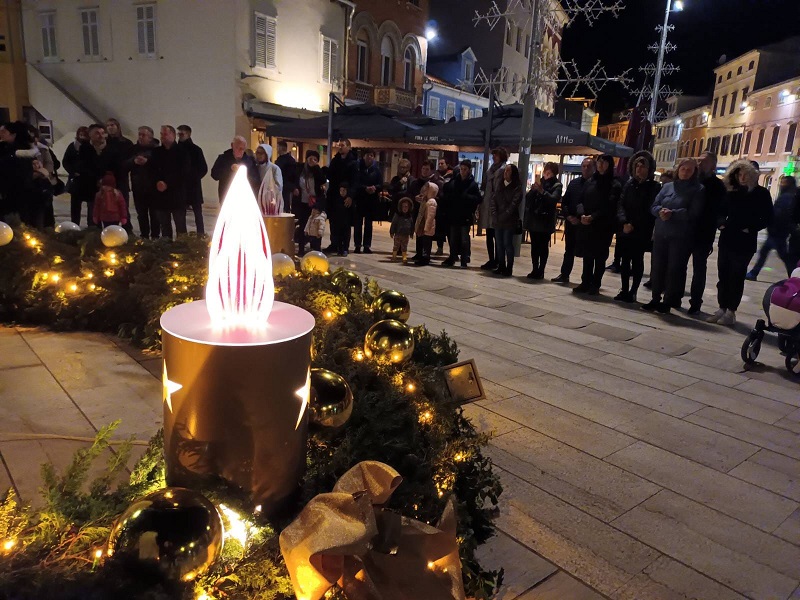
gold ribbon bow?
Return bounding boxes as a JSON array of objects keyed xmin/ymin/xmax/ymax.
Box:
[{"xmin": 279, "ymin": 461, "xmax": 466, "ymax": 600}]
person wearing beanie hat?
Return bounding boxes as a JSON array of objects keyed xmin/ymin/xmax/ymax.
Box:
[{"xmin": 93, "ymin": 171, "xmax": 128, "ymax": 228}]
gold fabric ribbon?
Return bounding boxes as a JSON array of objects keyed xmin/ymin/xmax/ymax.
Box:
[{"xmin": 279, "ymin": 461, "xmax": 466, "ymax": 600}]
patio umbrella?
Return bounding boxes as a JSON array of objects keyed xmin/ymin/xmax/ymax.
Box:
[
  {"xmin": 406, "ymin": 104, "xmax": 633, "ymax": 157},
  {"xmin": 264, "ymin": 105, "xmax": 416, "ymax": 141}
]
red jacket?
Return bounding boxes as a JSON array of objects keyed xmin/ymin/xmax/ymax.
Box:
[{"xmin": 93, "ymin": 187, "xmax": 128, "ymax": 224}]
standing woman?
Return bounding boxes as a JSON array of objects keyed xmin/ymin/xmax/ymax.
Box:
[
  {"xmin": 524, "ymin": 162, "xmax": 562, "ymax": 279},
  {"xmin": 708, "ymin": 159, "xmax": 773, "ymax": 326},
  {"xmin": 479, "ymin": 148, "xmax": 508, "ymax": 270},
  {"xmin": 491, "ymin": 163, "xmax": 523, "ymax": 276},
  {"xmin": 615, "ymin": 151, "xmax": 660, "ymax": 303},
  {"xmin": 642, "ymin": 158, "xmax": 704, "ymax": 314},
  {"xmin": 574, "ymin": 154, "xmax": 621, "ymax": 295}
]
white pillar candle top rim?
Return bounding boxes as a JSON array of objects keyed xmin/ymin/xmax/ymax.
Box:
[{"xmin": 161, "ymin": 300, "xmax": 315, "ymax": 347}]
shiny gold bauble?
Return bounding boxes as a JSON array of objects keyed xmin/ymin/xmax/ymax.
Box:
[
  {"xmin": 309, "ymin": 368, "xmax": 353, "ymax": 430},
  {"xmin": 300, "ymin": 251, "xmax": 329, "ymax": 274},
  {"xmin": 330, "ymin": 269, "xmax": 363, "ymax": 294},
  {"xmin": 372, "ymin": 290, "xmax": 411, "ymax": 323},
  {"xmin": 106, "ymin": 487, "xmax": 223, "ymax": 581},
  {"xmin": 364, "ymin": 319, "xmax": 415, "ymax": 364},
  {"xmin": 272, "ymin": 252, "xmax": 296, "ymax": 278}
]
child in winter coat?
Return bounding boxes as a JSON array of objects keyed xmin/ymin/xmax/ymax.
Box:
[
  {"xmin": 93, "ymin": 172, "xmax": 128, "ymax": 228},
  {"xmin": 414, "ymin": 182, "xmax": 439, "ymax": 266},
  {"xmin": 303, "ymin": 209, "xmax": 327, "ymax": 252},
  {"xmin": 389, "ymin": 197, "xmax": 415, "ymax": 262}
]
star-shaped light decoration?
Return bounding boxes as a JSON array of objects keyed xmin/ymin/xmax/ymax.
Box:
[
  {"xmin": 294, "ymin": 369, "xmax": 311, "ymax": 430},
  {"xmin": 162, "ymin": 361, "xmax": 183, "ymax": 413}
]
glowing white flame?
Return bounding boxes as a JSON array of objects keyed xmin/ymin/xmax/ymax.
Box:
[{"xmin": 206, "ymin": 166, "xmax": 274, "ymax": 327}]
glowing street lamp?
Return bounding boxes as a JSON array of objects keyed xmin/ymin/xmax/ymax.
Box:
[{"xmin": 425, "ymin": 27, "xmax": 438, "ymax": 41}]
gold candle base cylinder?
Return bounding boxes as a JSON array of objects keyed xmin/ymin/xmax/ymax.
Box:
[
  {"xmin": 161, "ymin": 300, "xmax": 314, "ymax": 519},
  {"xmin": 264, "ymin": 215, "xmax": 297, "ymax": 256}
]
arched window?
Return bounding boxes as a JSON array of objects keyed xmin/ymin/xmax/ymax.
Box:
[
  {"xmin": 755, "ymin": 129, "xmax": 765, "ymax": 154},
  {"xmin": 356, "ymin": 30, "xmax": 369, "ymax": 83},
  {"xmin": 403, "ymin": 47, "xmax": 416, "ymax": 90},
  {"xmin": 748, "ymin": 60, "xmax": 755, "ymax": 70},
  {"xmin": 690, "ymin": 139, "xmax": 697, "ymax": 156},
  {"xmin": 737, "ymin": 66, "xmax": 742, "ymax": 75},
  {"xmin": 743, "ymin": 130, "xmax": 752, "ymax": 154},
  {"xmin": 727, "ymin": 71, "xmax": 732, "ymax": 80},
  {"xmin": 786, "ymin": 123, "xmax": 797, "ymax": 153},
  {"xmin": 769, "ymin": 126, "xmax": 780, "ymax": 154},
  {"xmin": 380, "ymin": 36, "xmax": 393, "ymax": 86},
  {"xmin": 698, "ymin": 138, "xmax": 704, "ymax": 154}
]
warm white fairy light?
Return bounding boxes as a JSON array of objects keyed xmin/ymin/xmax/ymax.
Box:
[{"xmin": 206, "ymin": 166, "xmax": 274, "ymax": 328}]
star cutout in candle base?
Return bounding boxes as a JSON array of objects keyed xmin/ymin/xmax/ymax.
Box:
[
  {"xmin": 294, "ymin": 369, "xmax": 311, "ymax": 430},
  {"xmin": 163, "ymin": 362, "xmax": 182, "ymax": 413}
]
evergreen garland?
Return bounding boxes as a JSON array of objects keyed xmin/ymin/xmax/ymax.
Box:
[{"xmin": 0, "ymin": 225, "xmax": 503, "ymax": 599}]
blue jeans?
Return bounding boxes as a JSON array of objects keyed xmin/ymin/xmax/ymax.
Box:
[{"xmin": 495, "ymin": 228, "xmax": 515, "ymax": 270}]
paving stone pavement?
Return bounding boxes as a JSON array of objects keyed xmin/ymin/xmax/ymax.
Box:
[{"xmin": 0, "ymin": 199, "xmax": 797, "ymax": 599}]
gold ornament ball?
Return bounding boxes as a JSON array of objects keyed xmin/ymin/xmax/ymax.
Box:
[
  {"xmin": 100, "ymin": 225, "xmax": 128, "ymax": 247},
  {"xmin": 364, "ymin": 319, "xmax": 415, "ymax": 364},
  {"xmin": 272, "ymin": 252, "xmax": 296, "ymax": 278},
  {"xmin": 300, "ymin": 250, "xmax": 329, "ymax": 274},
  {"xmin": 372, "ymin": 290, "xmax": 411, "ymax": 323},
  {"xmin": 106, "ymin": 487, "xmax": 223, "ymax": 581},
  {"xmin": 330, "ymin": 269, "xmax": 363, "ymax": 294},
  {"xmin": 309, "ymin": 368, "xmax": 354, "ymax": 430},
  {"xmin": 54, "ymin": 221, "xmax": 81, "ymax": 234},
  {"xmin": 0, "ymin": 221, "xmax": 12, "ymax": 246}
]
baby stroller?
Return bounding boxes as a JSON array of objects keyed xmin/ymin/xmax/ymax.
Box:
[{"xmin": 741, "ymin": 277, "xmax": 800, "ymax": 377}]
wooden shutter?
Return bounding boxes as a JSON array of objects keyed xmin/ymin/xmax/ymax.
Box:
[
  {"xmin": 254, "ymin": 14, "xmax": 266, "ymax": 67},
  {"xmin": 321, "ymin": 37, "xmax": 339, "ymax": 84},
  {"xmin": 265, "ymin": 17, "xmax": 276, "ymax": 68}
]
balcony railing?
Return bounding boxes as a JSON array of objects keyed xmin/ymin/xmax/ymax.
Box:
[{"xmin": 374, "ymin": 86, "xmax": 417, "ymax": 110}]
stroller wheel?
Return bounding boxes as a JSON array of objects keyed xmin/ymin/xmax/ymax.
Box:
[
  {"xmin": 786, "ymin": 352, "xmax": 800, "ymax": 377},
  {"xmin": 777, "ymin": 335, "xmax": 789, "ymax": 355},
  {"xmin": 741, "ymin": 332, "xmax": 762, "ymax": 366}
]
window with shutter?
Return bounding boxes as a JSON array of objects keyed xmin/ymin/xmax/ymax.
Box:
[
  {"xmin": 445, "ymin": 101, "xmax": 456, "ymax": 121},
  {"xmin": 254, "ymin": 13, "xmax": 277, "ymax": 69},
  {"xmin": 428, "ymin": 96, "xmax": 440, "ymax": 119},
  {"xmin": 40, "ymin": 12, "xmax": 57, "ymax": 59},
  {"xmin": 136, "ymin": 4, "xmax": 156, "ymax": 57},
  {"xmin": 80, "ymin": 9, "xmax": 100, "ymax": 57},
  {"xmin": 321, "ymin": 36, "xmax": 338, "ymax": 84}
]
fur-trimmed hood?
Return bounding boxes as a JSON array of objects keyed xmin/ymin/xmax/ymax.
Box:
[
  {"xmin": 397, "ymin": 196, "xmax": 414, "ymax": 214},
  {"xmin": 724, "ymin": 159, "xmax": 759, "ymax": 191},
  {"xmin": 628, "ymin": 150, "xmax": 656, "ymax": 179}
]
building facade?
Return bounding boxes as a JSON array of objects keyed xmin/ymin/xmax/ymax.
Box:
[
  {"xmin": 676, "ymin": 104, "xmax": 710, "ymax": 162},
  {"xmin": 0, "ymin": 0, "xmax": 28, "ymax": 123},
  {"xmin": 741, "ymin": 78, "xmax": 800, "ymax": 194},
  {"xmin": 424, "ymin": 47, "xmax": 488, "ymax": 121},
  {"xmin": 598, "ymin": 116, "xmax": 628, "ymax": 145},
  {"xmin": 344, "ymin": 0, "xmax": 428, "ymax": 113},
  {"xmin": 20, "ymin": 0, "xmax": 351, "ymax": 198}
]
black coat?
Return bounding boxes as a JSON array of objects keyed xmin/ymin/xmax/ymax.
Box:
[
  {"xmin": 296, "ymin": 163, "xmax": 327, "ymax": 212},
  {"xmin": 179, "ymin": 138, "xmax": 208, "ymax": 206},
  {"xmin": 696, "ymin": 174, "xmax": 726, "ymax": 248},
  {"xmin": 151, "ymin": 143, "xmax": 189, "ymax": 210},
  {"xmin": 577, "ymin": 173, "xmax": 622, "ymax": 251},
  {"xmin": 718, "ymin": 185, "xmax": 773, "ymax": 254},
  {"xmin": 275, "ymin": 153, "xmax": 299, "ymax": 206},
  {"xmin": 442, "ymin": 174, "xmax": 481, "ymax": 227},
  {"xmin": 389, "ymin": 173, "xmax": 415, "ymax": 216},
  {"xmin": 524, "ymin": 177, "xmax": 563, "ymax": 233},
  {"xmin": 326, "ymin": 150, "xmax": 359, "ymax": 217},
  {"xmin": 354, "ymin": 160, "xmax": 383, "ymax": 217},
  {"xmin": 561, "ymin": 176, "xmax": 589, "ymax": 219},
  {"xmin": 106, "ymin": 136, "xmax": 135, "ymax": 195},
  {"xmin": 491, "ymin": 182, "xmax": 523, "ymax": 230},
  {"xmin": 617, "ymin": 178, "xmax": 661, "ymax": 252},
  {"xmin": 125, "ymin": 142, "xmax": 159, "ymax": 206},
  {"xmin": 210, "ymin": 149, "xmax": 259, "ymax": 201},
  {"xmin": 74, "ymin": 143, "xmax": 122, "ymax": 202}
]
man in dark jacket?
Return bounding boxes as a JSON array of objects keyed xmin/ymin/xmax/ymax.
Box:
[
  {"xmin": 74, "ymin": 123, "xmax": 121, "ymax": 227},
  {"xmin": 553, "ymin": 157, "xmax": 596, "ymax": 283},
  {"xmin": 126, "ymin": 126, "xmax": 160, "ymax": 239},
  {"xmin": 325, "ymin": 139, "xmax": 359, "ymax": 254},
  {"xmin": 275, "ymin": 140, "xmax": 298, "ymax": 213},
  {"xmin": 177, "ymin": 125, "xmax": 208, "ymax": 235},
  {"xmin": 687, "ymin": 151, "xmax": 727, "ymax": 314},
  {"xmin": 353, "ymin": 149, "xmax": 383, "ymax": 254},
  {"xmin": 151, "ymin": 125, "xmax": 189, "ymax": 239},
  {"xmin": 62, "ymin": 126, "xmax": 89, "ymax": 198},
  {"xmin": 441, "ymin": 160, "xmax": 481, "ymax": 268},
  {"xmin": 747, "ymin": 175, "xmax": 796, "ymax": 280},
  {"xmin": 210, "ymin": 135, "xmax": 259, "ymax": 202},
  {"xmin": 105, "ymin": 118, "xmax": 135, "ymax": 233},
  {"xmin": 388, "ymin": 158, "xmax": 415, "ymax": 219}
]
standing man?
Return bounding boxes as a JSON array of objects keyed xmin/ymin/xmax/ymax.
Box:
[
  {"xmin": 325, "ymin": 139, "xmax": 359, "ymax": 253},
  {"xmin": 687, "ymin": 151, "xmax": 726, "ymax": 314},
  {"xmin": 177, "ymin": 125, "xmax": 208, "ymax": 235},
  {"xmin": 478, "ymin": 148, "xmax": 507, "ymax": 270},
  {"xmin": 62, "ymin": 126, "xmax": 89, "ymax": 201},
  {"xmin": 126, "ymin": 126, "xmax": 160, "ymax": 239},
  {"xmin": 441, "ymin": 160, "xmax": 481, "ymax": 268},
  {"xmin": 75, "ymin": 123, "xmax": 118, "ymax": 228},
  {"xmin": 210, "ymin": 135, "xmax": 259, "ymax": 202},
  {"xmin": 552, "ymin": 157, "xmax": 596, "ymax": 284},
  {"xmin": 105, "ymin": 118, "xmax": 135, "ymax": 233},
  {"xmin": 353, "ymin": 149, "xmax": 383, "ymax": 254},
  {"xmin": 275, "ymin": 140, "xmax": 298, "ymax": 214},
  {"xmin": 151, "ymin": 125, "xmax": 189, "ymax": 239}
]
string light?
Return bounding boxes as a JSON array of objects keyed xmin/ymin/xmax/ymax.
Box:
[
  {"xmin": 406, "ymin": 382, "xmax": 416, "ymax": 392},
  {"xmin": 2, "ymin": 539, "xmax": 16, "ymax": 552},
  {"xmin": 454, "ymin": 452, "xmax": 465, "ymax": 462},
  {"xmin": 88, "ymin": 283, "xmax": 96, "ymax": 291},
  {"xmin": 104, "ymin": 269, "xmax": 114, "ymax": 277},
  {"xmin": 69, "ymin": 283, "xmax": 78, "ymax": 292},
  {"xmin": 173, "ymin": 262, "xmax": 179, "ymax": 268},
  {"xmin": 86, "ymin": 273, "xmax": 93, "ymax": 279},
  {"xmin": 353, "ymin": 350, "xmax": 365, "ymax": 361},
  {"xmin": 41, "ymin": 272, "xmax": 49, "ymax": 280},
  {"xmin": 94, "ymin": 548, "xmax": 103, "ymax": 559},
  {"xmin": 51, "ymin": 274, "xmax": 60, "ymax": 283},
  {"xmin": 419, "ymin": 410, "xmax": 433, "ymax": 425},
  {"xmin": 323, "ymin": 310, "xmax": 334, "ymax": 320}
]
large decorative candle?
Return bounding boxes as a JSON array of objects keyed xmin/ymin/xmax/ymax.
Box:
[{"xmin": 160, "ymin": 167, "xmax": 314, "ymax": 519}]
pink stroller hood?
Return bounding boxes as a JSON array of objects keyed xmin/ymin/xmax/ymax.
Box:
[{"xmin": 769, "ymin": 277, "xmax": 800, "ymax": 331}]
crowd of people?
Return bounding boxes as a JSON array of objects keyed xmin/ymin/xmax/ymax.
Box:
[{"xmin": 3, "ymin": 119, "xmax": 799, "ymax": 327}]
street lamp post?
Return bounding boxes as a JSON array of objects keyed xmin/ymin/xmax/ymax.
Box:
[{"xmin": 649, "ymin": 0, "xmax": 682, "ymax": 123}]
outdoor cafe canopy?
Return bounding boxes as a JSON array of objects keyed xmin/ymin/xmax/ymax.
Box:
[{"xmin": 264, "ymin": 104, "xmax": 419, "ymax": 141}]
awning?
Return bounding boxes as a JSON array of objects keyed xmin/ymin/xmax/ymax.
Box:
[
  {"xmin": 405, "ymin": 104, "xmax": 633, "ymax": 158},
  {"xmin": 264, "ymin": 105, "xmax": 418, "ymax": 141}
]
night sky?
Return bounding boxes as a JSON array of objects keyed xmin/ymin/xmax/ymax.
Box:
[{"xmin": 559, "ymin": 0, "xmax": 799, "ymax": 122}]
